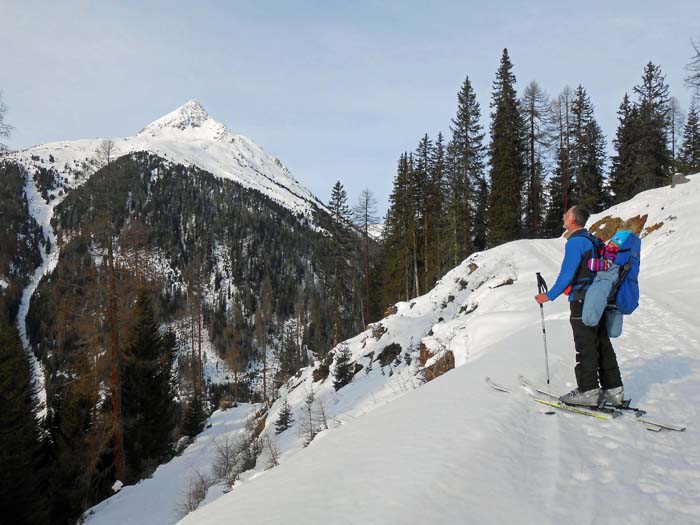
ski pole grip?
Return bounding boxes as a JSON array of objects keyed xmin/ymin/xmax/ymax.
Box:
[{"xmin": 536, "ymin": 272, "xmax": 548, "ymax": 295}]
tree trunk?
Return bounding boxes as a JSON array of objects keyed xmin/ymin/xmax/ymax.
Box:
[{"xmin": 107, "ymin": 237, "xmax": 124, "ymax": 482}]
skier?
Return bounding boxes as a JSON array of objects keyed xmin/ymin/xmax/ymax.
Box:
[{"xmin": 533, "ymin": 206, "xmax": 624, "ymax": 407}]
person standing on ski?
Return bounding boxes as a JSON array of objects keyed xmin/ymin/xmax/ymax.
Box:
[{"xmin": 533, "ymin": 206, "xmax": 624, "ymax": 407}]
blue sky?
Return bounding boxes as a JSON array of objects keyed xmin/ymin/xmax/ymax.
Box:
[{"xmin": 1, "ymin": 0, "xmax": 698, "ymax": 214}]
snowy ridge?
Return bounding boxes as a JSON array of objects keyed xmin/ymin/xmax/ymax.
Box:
[{"xmin": 6, "ymin": 100, "xmax": 326, "ymax": 217}]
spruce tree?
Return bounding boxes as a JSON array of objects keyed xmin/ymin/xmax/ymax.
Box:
[
  {"xmin": 183, "ymin": 391, "xmax": 206, "ymax": 438},
  {"xmin": 275, "ymin": 398, "xmax": 294, "ymax": 434},
  {"xmin": 415, "ymin": 134, "xmax": 432, "ymax": 292},
  {"xmin": 679, "ymin": 102, "xmax": 700, "ymax": 174},
  {"xmin": 381, "ymin": 154, "xmax": 415, "ymax": 306},
  {"xmin": 122, "ymin": 292, "xmax": 177, "ymax": 481},
  {"xmin": 428, "ymin": 132, "xmax": 448, "ymax": 277},
  {"xmin": 570, "ymin": 85, "xmax": 607, "ymax": 212},
  {"xmin": 488, "ymin": 49, "xmax": 526, "ymax": 246},
  {"xmin": 448, "ymin": 76, "xmax": 485, "ymax": 261},
  {"xmin": 471, "ymin": 175, "xmax": 489, "ymax": 251},
  {"xmin": 332, "ymin": 345, "xmax": 353, "ymax": 391},
  {"xmin": 0, "ymin": 322, "xmax": 49, "ymax": 524},
  {"xmin": 632, "ymin": 62, "xmax": 672, "ymax": 190},
  {"xmin": 328, "ymin": 181, "xmax": 355, "ymax": 345},
  {"xmin": 609, "ymin": 93, "xmax": 641, "ymax": 203}
]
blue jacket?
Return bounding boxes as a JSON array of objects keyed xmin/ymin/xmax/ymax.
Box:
[{"xmin": 546, "ymin": 229, "xmax": 599, "ymax": 302}]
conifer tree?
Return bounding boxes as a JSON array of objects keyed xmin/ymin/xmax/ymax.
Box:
[
  {"xmin": 471, "ymin": 175, "xmax": 489, "ymax": 251},
  {"xmin": 609, "ymin": 93, "xmax": 640, "ymax": 203},
  {"xmin": 275, "ymin": 398, "xmax": 294, "ymax": 434},
  {"xmin": 256, "ymin": 274, "xmax": 274, "ymax": 403},
  {"xmin": 122, "ymin": 292, "xmax": 177, "ymax": 481},
  {"xmin": 0, "ymin": 322, "xmax": 49, "ymax": 524},
  {"xmin": 428, "ymin": 132, "xmax": 448, "ymax": 277},
  {"xmin": 632, "ymin": 62, "xmax": 672, "ymax": 190},
  {"xmin": 679, "ymin": 102, "xmax": 700, "ymax": 173},
  {"xmin": 448, "ymin": 76, "xmax": 485, "ymax": 261},
  {"xmin": 570, "ymin": 85, "xmax": 607, "ymax": 212},
  {"xmin": 381, "ymin": 154, "xmax": 415, "ymax": 306},
  {"xmin": 415, "ymin": 134, "xmax": 432, "ymax": 292},
  {"xmin": 520, "ymin": 80, "xmax": 550, "ymax": 237},
  {"xmin": 332, "ymin": 345, "xmax": 353, "ymax": 391},
  {"xmin": 543, "ymin": 87, "xmax": 574, "ymax": 237},
  {"xmin": 328, "ymin": 181, "xmax": 355, "ymax": 345},
  {"xmin": 183, "ymin": 391, "xmax": 206, "ymax": 438},
  {"xmin": 353, "ymin": 188, "xmax": 379, "ymax": 326},
  {"xmin": 488, "ymin": 49, "xmax": 526, "ymax": 245}
]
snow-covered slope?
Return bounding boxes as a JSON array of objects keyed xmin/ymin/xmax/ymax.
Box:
[
  {"xmin": 83, "ymin": 404, "xmax": 260, "ymax": 525},
  {"xmin": 166, "ymin": 175, "xmax": 699, "ymax": 524}
]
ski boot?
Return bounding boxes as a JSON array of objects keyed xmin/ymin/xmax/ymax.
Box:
[
  {"xmin": 602, "ymin": 386, "xmax": 624, "ymax": 407},
  {"xmin": 560, "ymin": 387, "xmax": 602, "ymax": 407}
]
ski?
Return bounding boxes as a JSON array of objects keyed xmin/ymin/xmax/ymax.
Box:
[
  {"xmin": 634, "ymin": 417, "xmax": 686, "ymax": 432},
  {"xmin": 518, "ymin": 376, "xmax": 686, "ymax": 432},
  {"xmin": 517, "ymin": 376, "xmax": 620, "ymax": 420},
  {"xmin": 485, "ymin": 376, "xmax": 512, "ymax": 393},
  {"xmin": 530, "ymin": 398, "xmax": 617, "ymax": 420}
]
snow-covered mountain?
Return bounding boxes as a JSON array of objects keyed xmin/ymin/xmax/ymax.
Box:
[
  {"xmin": 1, "ymin": 101, "xmax": 329, "ymax": 411},
  {"xmin": 5, "ymin": 100, "xmax": 326, "ymax": 217},
  {"xmin": 85, "ymin": 173, "xmax": 700, "ymax": 524}
]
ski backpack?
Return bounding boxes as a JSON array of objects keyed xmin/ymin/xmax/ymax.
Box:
[{"xmin": 605, "ymin": 229, "xmax": 641, "ymax": 315}]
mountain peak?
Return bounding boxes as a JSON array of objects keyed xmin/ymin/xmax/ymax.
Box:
[{"xmin": 138, "ymin": 100, "xmax": 228, "ymax": 138}]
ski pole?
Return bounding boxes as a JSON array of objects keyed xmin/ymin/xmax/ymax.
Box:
[{"xmin": 536, "ymin": 272, "xmax": 555, "ymax": 415}]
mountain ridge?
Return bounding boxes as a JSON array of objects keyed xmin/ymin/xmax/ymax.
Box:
[{"xmin": 4, "ymin": 100, "xmax": 326, "ymax": 217}]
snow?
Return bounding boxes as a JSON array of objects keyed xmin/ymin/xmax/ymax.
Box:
[
  {"xmin": 16, "ymin": 167, "xmax": 55, "ymax": 415},
  {"xmin": 165, "ymin": 318, "xmax": 235, "ymax": 388},
  {"xmin": 84, "ymin": 404, "xmax": 259, "ymax": 525},
  {"xmin": 164, "ymin": 175, "xmax": 700, "ymax": 524}
]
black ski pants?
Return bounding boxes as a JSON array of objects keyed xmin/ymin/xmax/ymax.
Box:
[{"xmin": 569, "ymin": 300, "xmax": 623, "ymax": 391}]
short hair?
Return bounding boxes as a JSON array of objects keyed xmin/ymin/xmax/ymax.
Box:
[{"xmin": 571, "ymin": 206, "xmax": 590, "ymax": 227}]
